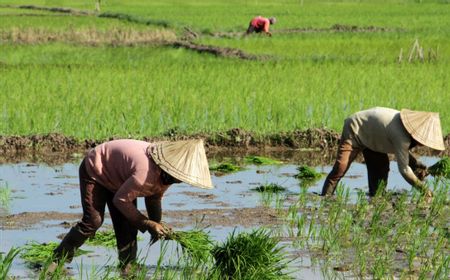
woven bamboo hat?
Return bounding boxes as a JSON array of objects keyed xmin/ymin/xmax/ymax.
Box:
[
  {"xmin": 400, "ymin": 109, "xmax": 445, "ymax": 151},
  {"xmin": 149, "ymin": 139, "xmax": 213, "ymax": 189}
]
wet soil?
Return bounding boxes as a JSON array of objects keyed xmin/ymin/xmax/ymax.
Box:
[
  {"xmin": 1, "ymin": 129, "xmax": 448, "ymax": 163},
  {"xmin": 1, "ymin": 207, "xmax": 281, "ymax": 230}
]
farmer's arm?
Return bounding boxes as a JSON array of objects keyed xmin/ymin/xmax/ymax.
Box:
[
  {"xmin": 263, "ymin": 20, "xmax": 272, "ymax": 36},
  {"xmin": 394, "ymin": 144, "xmax": 429, "ymax": 194},
  {"xmin": 145, "ymin": 195, "xmax": 162, "ymax": 223},
  {"xmin": 113, "ymin": 175, "xmax": 150, "ymax": 232}
]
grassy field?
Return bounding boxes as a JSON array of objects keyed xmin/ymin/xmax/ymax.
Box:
[{"xmin": 0, "ymin": 0, "xmax": 449, "ymax": 140}]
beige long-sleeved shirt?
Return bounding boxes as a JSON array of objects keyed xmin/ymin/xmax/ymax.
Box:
[
  {"xmin": 85, "ymin": 139, "xmax": 169, "ymax": 231},
  {"xmin": 342, "ymin": 107, "xmax": 423, "ymax": 187}
]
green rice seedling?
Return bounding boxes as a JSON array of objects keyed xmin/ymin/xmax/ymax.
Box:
[
  {"xmin": 211, "ymin": 228, "xmax": 292, "ymax": 280},
  {"xmin": 252, "ymin": 183, "xmax": 286, "ymax": 193},
  {"xmin": 244, "ymin": 156, "xmax": 282, "ymax": 165},
  {"xmin": 209, "ymin": 162, "xmax": 241, "ymax": 173},
  {"xmin": 165, "ymin": 228, "xmax": 214, "ymax": 264},
  {"xmin": 259, "ymin": 189, "xmax": 275, "ymax": 207},
  {"xmin": 0, "ymin": 247, "xmax": 21, "ymax": 279},
  {"xmin": 428, "ymin": 157, "xmax": 450, "ymax": 178},
  {"xmin": 20, "ymin": 241, "xmax": 90, "ymax": 266},
  {"xmin": 294, "ymin": 165, "xmax": 322, "ymax": 183}
]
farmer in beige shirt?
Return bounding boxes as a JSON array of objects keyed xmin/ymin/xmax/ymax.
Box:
[
  {"xmin": 321, "ymin": 107, "xmax": 445, "ymax": 199},
  {"xmin": 52, "ymin": 139, "xmax": 213, "ymax": 274}
]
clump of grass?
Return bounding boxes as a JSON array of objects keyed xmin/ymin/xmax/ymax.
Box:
[
  {"xmin": 244, "ymin": 156, "xmax": 282, "ymax": 165},
  {"xmin": 1, "ymin": 247, "xmax": 21, "ymax": 279},
  {"xmin": 252, "ymin": 183, "xmax": 287, "ymax": 193},
  {"xmin": 294, "ymin": 165, "xmax": 322, "ymax": 180},
  {"xmin": 20, "ymin": 241, "xmax": 89, "ymax": 266},
  {"xmin": 86, "ymin": 230, "xmax": 116, "ymax": 248},
  {"xmin": 211, "ymin": 228, "xmax": 291, "ymax": 279},
  {"xmin": 209, "ymin": 162, "xmax": 241, "ymax": 173},
  {"xmin": 428, "ymin": 157, "xmax": 450, "ymax": 178},
  {"xmin": 165, "ymin": 229, "xmax": 214, "ymax": 263}
]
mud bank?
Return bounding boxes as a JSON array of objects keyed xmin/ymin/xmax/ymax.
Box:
[
  {"xmin": 1, "ymin": 128, "xmax": 448, "ymax": 163},
  {"xmin": 0, "ymin": 128, "xmax": 339, "ymax": 156},
  {"xmin": 1, "ymin": 207, "xmax": 282, "ymax": 230}
]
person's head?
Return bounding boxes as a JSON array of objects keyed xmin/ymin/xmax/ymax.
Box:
[
  {"xmin": 400, "ymin": 109, "xmax": 445, "ymax": 151},
  {"xmin": 160, "ymin": 169, "xmax": 182, "ymax": 185},
  {"xmin": 269, "ymin": 17, "xmax": 277, "ymax": 25},
  {"xmin": 148, "ymin": 139, "xmax": 214, "ymax": 189}
]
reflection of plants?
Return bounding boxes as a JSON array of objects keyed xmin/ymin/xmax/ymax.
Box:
[
  {"xmin": 0, "ymin": 247, "xmax": 21, "ymax": 279},
  {"xmin": 0, "ymin": 183, "xmax": 11, "ymax": 209},
  {"xmin": 244, "ymin": 156, "xmax": 282, "ymax": 165},
  {"xmin": 211, "ymin": 228, "xmax": 291, "ymax": 279}
]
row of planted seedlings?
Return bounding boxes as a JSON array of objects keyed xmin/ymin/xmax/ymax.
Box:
[
  {"xmin": 3, "ymin": 156, "xmax": 449, "ymax": 279},
  {"xmin": 264, "ymin": 159, "xmax": 450, "ymax": 279}
]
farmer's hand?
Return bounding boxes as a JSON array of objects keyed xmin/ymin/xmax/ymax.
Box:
[
  {"xmin": 142, "ymin": 220, "xmax": 169, "ymax": 243},
  {"xmin": 414, "ymin": 167, "xmax": 429, "ymax": 181}
]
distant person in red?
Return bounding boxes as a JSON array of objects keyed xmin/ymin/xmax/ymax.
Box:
[{"xmin": 246, "ymin": 16, "xmax": 276, "ymax": 36}]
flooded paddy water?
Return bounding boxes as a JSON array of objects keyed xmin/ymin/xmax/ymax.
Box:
[{"xmin": 0, "ymin": 151, "xmax": 448, "ymax": 279}]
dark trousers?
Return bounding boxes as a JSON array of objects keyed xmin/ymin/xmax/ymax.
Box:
[
  {"xmin": 54, "ymin": 159, "xmax": 138, "ymax": 268},
  {"xmin": 246, "ymin": 24, "xmax": 262, "ymax": 34},
  {"xmin": 321, "ymin": 139, "xmax": 390, "ymax": 196}
]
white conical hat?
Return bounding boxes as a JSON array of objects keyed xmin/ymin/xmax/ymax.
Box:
[
  {"xmin": 400, "ymin": 109, "xmax": 445, "ymax": 151},
  {"xmin": 149, "ymin": 139, "xmax": 213, "ymax": 189}
]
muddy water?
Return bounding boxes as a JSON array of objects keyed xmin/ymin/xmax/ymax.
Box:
[{"xmin": 0, "ymin": 154, "xmax": 440, "ymax": 279}]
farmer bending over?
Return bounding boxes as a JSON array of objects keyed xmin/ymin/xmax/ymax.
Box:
[
  {"xmin": 321, "ymin": 107, "xmax": 445, "ymax": 201},
  {"xmin": 246, "ymin": 16, "xmax": 276, "ymax": 36},
  {"xmin": 52, "ymin": 139, "xmax": 213, "ymax": 274}
]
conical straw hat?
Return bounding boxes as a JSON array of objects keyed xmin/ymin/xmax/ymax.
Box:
[
  {"xmin": 400, "ymin": 109, "xmax": 445, "ymax": 151},
  {"xmin": 149, "ymin": 139, "xmax": 213, "ymax": 189}
]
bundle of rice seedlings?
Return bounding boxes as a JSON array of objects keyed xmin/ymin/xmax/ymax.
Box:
[
  {"xmin": 209, "ymin": 162, "xmax": 241, "ymax": 173},
  {"xmin": 20, "ymin": 241, "xmax": 89, "ymax": 266},
  {"xmin": 428, "ymin": 157, "xmax": 450, "ymax": 178},
  {"xmin": 211, "ymin": 228, "xmax": 292, "ymax": 279},
  {"xmin": 244, "ymin": 156, "xmax": 282, "ymax": 165},
  {"xmin": 165, "ymin": 229, "xmax": 214, "ymax": 263},
  {"xmin": 294, "ymin": 165, "xmax": 322, "ymax": 180},
  {"xmin": 86, "ymin": 230, "xmax": 116, "ymax": 247},
  {"xmin": 252, "ymin": 183, "xmax": 287, "ymax": 193}
]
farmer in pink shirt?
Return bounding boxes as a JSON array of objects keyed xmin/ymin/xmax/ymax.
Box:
[
  {"xmin": 246, "ymin": 16, "xmax": 276, "ymax": 36},
  {"xmin": 52, "ymin": 139, "xmax": 213, "ymax": 274}
]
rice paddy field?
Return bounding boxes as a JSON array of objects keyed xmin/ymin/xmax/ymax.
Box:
[
  {"xmin": 0, "ymin": 0, "xmax": 450, "ymax": 138},
  {"xmin": 1, "ymin": 0, "xmax": 450, "ymax": 279}
]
